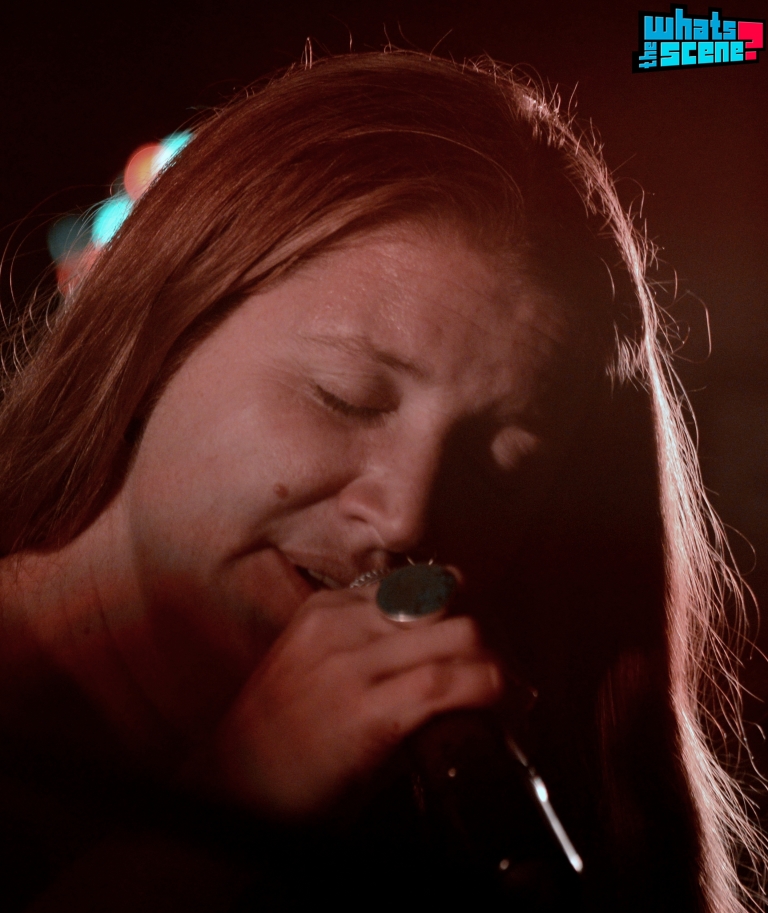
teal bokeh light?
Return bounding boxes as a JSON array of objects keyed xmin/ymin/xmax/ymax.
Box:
[
  {"xmin": 92, "ymin": 195, "xmax": 133, "ymax": 246},
  {"xmin": 154, "ymin": 130, "xmax": 193, "ymax": 171},
  {"xmin": 47, "ymin": 214, "xmax": 91, "ymax": 262}
]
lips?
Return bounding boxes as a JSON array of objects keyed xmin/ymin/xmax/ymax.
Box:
[
  {"xmin": 284, "ymin": 549, "xmax": 391, "ymax": 592},
  {"xmin": 294, "ymin": 566, "xmax": 345, "ymax": 590}
]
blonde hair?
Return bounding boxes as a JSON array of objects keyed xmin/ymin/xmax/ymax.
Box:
[{"xmin": 0, "ymin": 51, "xmax": 763, "ymax": 911}]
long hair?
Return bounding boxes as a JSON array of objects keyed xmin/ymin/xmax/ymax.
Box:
[{"xmin": 0, "ymin": 51, "xmax": 763, "ymax": 912}]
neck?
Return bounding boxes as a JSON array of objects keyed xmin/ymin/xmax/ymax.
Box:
[{"xmin": 0, "ymin": 501, "xmax": 182, "ymax": 769}]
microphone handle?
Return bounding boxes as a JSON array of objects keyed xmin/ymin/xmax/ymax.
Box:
[{"xmin": 406, "ymin": 709, "xmax": 585, "ymax": 911}]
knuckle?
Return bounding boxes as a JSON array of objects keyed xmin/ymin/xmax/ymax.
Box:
[
  {"xmin": 415, "ymin": 660, "xmax": 502, "ymax": 710},
  {"xmin": 372, "ymin": 717, "xmax": 405, "ymax": 750},
  {"xmin": 446, "ymin": 615, "xmax": 483, "ymax": 652},
  {"xmin": 295, "ymin": 600, "xmax": 330, "ymax": 633},
  {"xmin": 489, "ymin": 664, "xmax": 504, "ymax": 699},
  {"xmin": 478, "ymin": 662, "xmax": 504, "ymax": 704},
  {"xmin": 417, "ymin": 662, "xmax": 453, "ymax": 703},
  {"xmin": 357, "ymin": 718, "xmax": 406, "ymax": 771}
]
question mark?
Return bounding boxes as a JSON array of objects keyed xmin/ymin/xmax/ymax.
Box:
[{"xmin": 738, "ymin": 21, "xmax": 764, "ymax": 61}]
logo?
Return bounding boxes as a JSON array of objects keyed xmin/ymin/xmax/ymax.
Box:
[{"xmin": 633, "ymin": 5, "xmax": 764, "ymax": 70}]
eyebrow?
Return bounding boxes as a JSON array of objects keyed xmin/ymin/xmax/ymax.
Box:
[{"xmin": 297, "ymin": 333, "xmax": 428, "ymax": 379}]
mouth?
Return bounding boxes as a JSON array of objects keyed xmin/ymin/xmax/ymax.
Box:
[
  {"xmin": 348, "ymin": 568, "xmax": 391, "ymax": 588},
  {"xmin": 294, "ymin": 565, "xmax": 346, "ymax": 590}
]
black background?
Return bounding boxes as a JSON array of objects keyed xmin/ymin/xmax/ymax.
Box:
[{"xmin": 1, "ymin": 0, "xmax": 766, "ymax": 768}]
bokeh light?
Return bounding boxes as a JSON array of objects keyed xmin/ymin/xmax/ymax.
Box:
[
  {"xmin": 156, "ymin": 130, "xmax": 193, "ymax": 169},
  {"xmin": 48, "ymin": 128, "xmax": 193, "ymax": 293},
  {"xmin": 47, "ymin": 214, "xmax": 91, "ymax": 263},
  {"xmin": 92, "ymin": 195, "xmax": 133, "ymax": 246},
  {"xmin": 124, "ymin": 143, "xmax": 163, "ymax": 200}
]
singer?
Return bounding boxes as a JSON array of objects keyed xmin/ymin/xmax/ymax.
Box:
[{"xmin": 0, "ymin": 53, "xmax": 763, "ymax": 912}]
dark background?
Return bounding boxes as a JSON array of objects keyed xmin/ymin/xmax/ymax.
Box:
[{"xmin": 1, "ymin": 0, "xmax": 766, "ymax": 760}]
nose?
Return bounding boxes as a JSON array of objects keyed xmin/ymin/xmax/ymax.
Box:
[{"xmin": 337, "ymin": 431, "xmax": 443, "ymax": 555}]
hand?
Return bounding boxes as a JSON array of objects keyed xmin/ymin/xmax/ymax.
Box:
[{"xmin": 211, "ymin": 582, "xmax": 502, "ymax": 821}]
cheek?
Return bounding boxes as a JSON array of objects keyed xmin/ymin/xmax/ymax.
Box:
[
  {"xmin": 125, "ymin": 369, "xmax": 361, "ymax": 565},
  {"xmin": 126, "ymin": 422, "xmax": 264, "ymax": 569}
]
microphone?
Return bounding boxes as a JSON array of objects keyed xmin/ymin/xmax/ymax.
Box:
[{"xmin": 361, "ymin": 563, "xmax": 585, "ymax": 911}]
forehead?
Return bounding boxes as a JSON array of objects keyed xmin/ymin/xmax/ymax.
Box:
[{"xmin": 254, "ymin": 223, "xmax": 570, "ymax": 397}]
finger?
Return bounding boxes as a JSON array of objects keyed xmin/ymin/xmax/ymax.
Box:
[
  {"xmin": 292, "ymin": 564, "xmax": 462, "ymax": 646},
  {"xmin": 252, "ymin": 592, "xmax": 394, "ymax": 699},
  {"xmin": 285, "ymin": 588, "xmax": 393, "ymax": 653},
  {"xmin": 363, "ymin": 658, "xmax": 503, "ymax": 747},
  {"xmin": 355, "ymin": 615, "xmax": 488, "ymax": 682},
  {"xmin": 276, "ymin": 577, "xmax": 476, "ymax": 677}
]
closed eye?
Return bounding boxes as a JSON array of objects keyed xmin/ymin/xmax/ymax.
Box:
[{"xmin": 313, "ymin": 384, "xmax": 389, "ymax": 425}]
